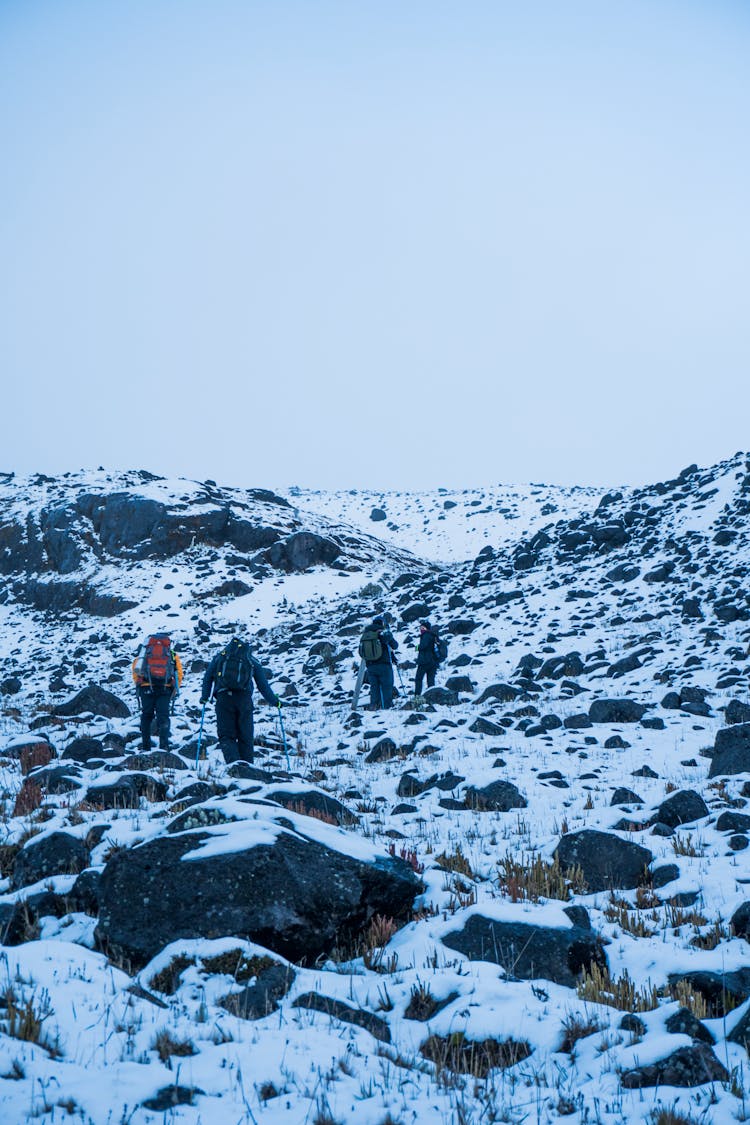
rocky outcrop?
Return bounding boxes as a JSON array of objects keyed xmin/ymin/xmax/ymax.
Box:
[
  {"xmin": 96, "ymin": 813, "xmax": 421, "ymax": 969},
  {"xmin": 443, "ymin": 911, "xmax": 606, "ymax": 987},
  {"xmin": 554, "ymin": 830, "xmax": 652, "ymax": 892}
]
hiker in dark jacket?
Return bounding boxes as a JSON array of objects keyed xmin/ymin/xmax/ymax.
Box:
[
  {"xmin": 415, "ymin": 619, "xmax": 440, "ymax": 696},
  {"xmin": 360, "ymin": 615, "xmax": 399, "ymax": 710},
  {"xmin": 201, "ymin": 636, "xmax": 280, "ymax": 763}
]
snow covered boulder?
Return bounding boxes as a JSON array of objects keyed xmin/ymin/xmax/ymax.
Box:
[
  {"xmin": 96, "ymin": 800, "xmax": 421, "ymax": 969},
  {"xmin": 620, "ymin": 1043, "xmax": 728, "ymax": 1088},
  {"xmin": 54, "ymin": 683, "xmax": 130, "ymax": 720},
  {"xmin": 651, "ymin": 789, "xmax": 708, "ymax": 829},
  {"xmin": 554, "ymin": 830, "xmax": 653, "ymax": 892},
  {"xmin": 588, "ymin": 699, "xmax": 648, "ymax": 724},
  {"xmin": 442, "ymin": 905, "xmax": 606, "ymax": 987},
  {"xmin": 709, "ymin": 723, "xmax": 750, "ymax": 777},
  {"xmin": 464, "ymin": 780, "xmax": 527, "ymax": 812},
  {"xmin": 2, "ymin": 734, "xmax": 55, "ymax": 774},
  {"xmin": 11, "ymin": 830, "xmax": 90, "ymax": 889}
]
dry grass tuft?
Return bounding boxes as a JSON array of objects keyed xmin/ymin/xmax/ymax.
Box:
[
  {"xmin": 498, "ymin": 852, "xmax": 586, "ymax": 902},
  {"xmin": 149, "ymin": 954, "xmax": 196, "ymax": 995},
  {"xmin": 420, "ymin": 1032, "xmax": 531, "ymax": 1077},
  {"xmin": 576, "ymin": 964, "xmax": 658, "ymax": 1012},
  {"xmin": 151, "ymin": 1029, "xmax": 197, "ymax": 1062}
]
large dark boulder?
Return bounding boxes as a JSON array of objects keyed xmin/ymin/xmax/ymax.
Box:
[
  {"xmin": 709, "ymin": 723, "xmax": 750, "ymax": 777},
  {"xmin": 731, "ymin": 902, "xmax": 750, "ymax": 942},
  {"xmin": 96, "ymin": 813, "xmax": 421, "ymax": 969},
  {"xmin": 442, "ymin": 912, "xmax": 606, "ymax": 987},
  {"xmin": 265, "ymin": 533, "xmax": 340, "ymax": 573},
  {"xmin": 652, "ymin": 790, "xmax": 709, "ymax": 829},
  {"xmin": 727, "ymin": 699, "xmax": 750, "ymax": 726},
  {"xmin": 422, "ymin": 687, "xmax": 459, "ymax": 707},
  {"xmin": 85, "ymin": 773, "xmax": 168, "ymax": 808},
  {"xmin": 554, "ymin": 830, "xmax": 652, "ymax": 892},
  {"xmin": 11, "ymin": 831, "xmax": 90, "ymax": 890},
  {"xmin": 464, "ymin": 780, "xmax": 527, "ymax": 812},
  {"xmin": 54, "ymin": 684, "xmax": 130, "ymax": 719},
  {"xmin": 475, "ymin": 684, "xmax": 519, "ymax": 705},
  {"xmin": 588, "ymin": 699, "xmax": 647, "ymax": 724},
  {"xmin": 621, "ymin": 1044, "xmax": 728, "ymax": 1088},
  {"xmin": 265, "ymin": 789, "xmax": 358, "ymax": 827}
]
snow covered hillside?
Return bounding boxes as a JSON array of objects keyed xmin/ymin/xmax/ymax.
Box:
[
  {"xmin": 286, "ymin": 481, "xmax": 607, "ymax": 563},
  {"xmin": 1, "ymin": 453, "xmax": 750, "ymax": 1125}
]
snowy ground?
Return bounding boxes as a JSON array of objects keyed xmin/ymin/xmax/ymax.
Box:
[{"xmin": 0, "ymin": 454, "xmax": 749, "ymax": 1124}]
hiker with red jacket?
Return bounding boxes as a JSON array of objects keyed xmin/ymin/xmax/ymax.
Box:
[{"xmin": 132, "ymin": 633, "xmax": 184, "ymax": 752}]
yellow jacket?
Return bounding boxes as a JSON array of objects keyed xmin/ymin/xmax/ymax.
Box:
[{"xmin": 132, "ymin": 646, "xmax": 184, "ymax": 689}]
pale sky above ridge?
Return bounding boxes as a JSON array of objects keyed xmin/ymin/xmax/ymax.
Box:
[{"xmin": 2, "ymin": 0, "xmax": 749, "ymax": 491}]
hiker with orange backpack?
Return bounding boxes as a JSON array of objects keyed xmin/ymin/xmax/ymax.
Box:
[{"xmin": 132, "ymin": 633, "xmax": 184, "ymax": 752}]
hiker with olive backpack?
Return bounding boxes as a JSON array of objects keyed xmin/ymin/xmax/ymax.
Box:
[
  {"xmin": 201, "ymin": 636, "xmax": 280, "ymax": 763},
  {"xmin": 132, "ymin": 633, "xmax": 184, "ymax": 751},
  {"xmin": 359, "ymin": 615, "xmax": 399, "ymax": 710}
]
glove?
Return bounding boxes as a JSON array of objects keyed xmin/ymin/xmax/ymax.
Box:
[{"xmin": 200, "ymin": 697, "xmax": 209, "ymax": 705}]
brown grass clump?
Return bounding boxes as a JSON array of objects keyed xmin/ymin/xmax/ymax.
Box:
[
  {"xmin": 151, "ymin": 1030, "xmax": 197, "ymax": 1062},
  {"xmin": 498, "ymin": 852, "xmax": 586, "ymax": 902},
  {"xmin": 3, "ymin": 988, "xmax": 60, "ymax": 1057},
  {"xmin": 577, "ymin": 964, "xmax": 658, "ymax": 1012},
  {"xmin": 420, "ymin": 1032, "xmax": 531, "ymax": 1077},
  {"xmin": 660, "ymin": 979, "xmax": 708, "ymax": 1020},
  {"xmin": 435, "ymin": 845, "xmax": 475, "ymax": 879},
  {"xmin": 559, "ymin": 1012, "xmax": 603, "ymax": 1054},
  {"xmin": 13, "ymin": 780, "xmax": 44, "ymax": 817},
  {"xmin": 149, "ymin": 955, "xmax": 196, "ymax": 995},
  {"xmin": 201, "ymin": 950, "xmax": 276, "ymax": 982},
  {"xmin": 603, "ymin": 894, "xmax": 656, "ymax": 938}
]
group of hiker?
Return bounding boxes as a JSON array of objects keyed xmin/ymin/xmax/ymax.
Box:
[{"xmin": 131, "ymin": 616, "xmax": 448, "ymax": 763}]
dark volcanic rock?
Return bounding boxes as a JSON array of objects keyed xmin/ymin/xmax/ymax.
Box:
[
  {"xmin": 731, "ymin": 902, "xmax": 750, "ymax": 942},
  {"xmin": 219, "ymin": 962, "xmax": 296, "ymax": 1020},
  {"xmin": 709, "ymin": 723, "xmax": 750, "ymax": 777},
  {"xmin": 95, "ymin": 819, "xmax": 421, "ymax": 969},
  {"xmin": 422, "ymin": 687, "xmax": 459, "ymax": 707},
  {"xmin": 442, "ymin": 913, "xmax": 606, "ymax": 987},
  {"xmin": 85, "ymin": 773, "xmax": 168, "ymax": 808},
  {"xmin": 464, "ymin": 780, "xmax": 527, "ymax": 812},
  {"xmin": 120, "ymin": 751, "xmax": 188, "ymax": 772},
  {"xmin": 469, "ymin": 718, "xmax": 506, "ymax": 737},
  {"xmin": 726, "ymin": 699, "xmax": 750, "ymax": 726},
  {"xmin": 588, "ymin": 699, "xmax": 647, "ymax": 724},
  {"xmin": 620, "ymin": 1044, "xmax": 728, "ymax": 1088},
  {"xmin": 54, "ymin": 684, "xmax": 130, "ymax": 719},
  {"xmin": 364, "ymin": 737, "xmax": 399, "ymax": 764},
  {"xmin": 293, "ymin": 992, "xmax": 391, "ymax": 1042},
  {"xmin": 265, "ymin": 532, "xmax": 340, "ymax": 573},
  {"xmin": 665, "ymin": 1007, "xmax": 714, "ymax": 1045},
  {"xmin": 610, "ymin": 788, "xmax": 643, "ymax": 806},
  {"xmin": 652, "ymin": 790, "xmax": 709, "ymax": 829},
  {"xmin": 12, "ymin": 831, "xmax": 90, "ymax": 889},
  {"xmin": 265, "ymin": 789, "xmax": 358, "ymax": 827},
  {"xmin": 62, "ymin": 737, "xmax": 107, "ymax": 764},
  {"xmin": 554, "ymin": 830, "xmax": 652, "ymax": 892},
  {"xmin": 475, "ymin": 683, "xmax": 519, "ymax": 705}
]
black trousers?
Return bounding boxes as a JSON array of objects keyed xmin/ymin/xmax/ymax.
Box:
[
  {"xmin": 138, "ymin": 686, "xmax": 172, "ymax": 751},
  {"xmin": 415, "ymin": 663, "xmax": 437, "ymax": 696},
  {"xmin": 216, "ymin": 690, "xmax": 254, "ymax": 762}
]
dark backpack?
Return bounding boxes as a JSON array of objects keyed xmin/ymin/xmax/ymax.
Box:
[
  {"xmin": 434, "ymin": 633, "xmax": 449, "ymax": 664},
  {"xmin": 136, "ymin": 634, "xmax": 176, "ymax": 686},
  {"xmin": 217, "ymin": 642, "xmax": 253, "ymax": 691},
  {"xmin": 359, "ymin": 628, "xmax": 384, "ymax": 663}
]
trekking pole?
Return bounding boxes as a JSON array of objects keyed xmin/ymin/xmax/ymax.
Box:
[
  {"xmin": 277, "ymin": 701, "xmax": 291, "ymax": 771},
  {"xmin": 195, "ymin": 701, "xmax": 207, "ymax": 770},
  {"xmin": 394, "ymin": 662, "xmax": 407, "ymax": 700}
]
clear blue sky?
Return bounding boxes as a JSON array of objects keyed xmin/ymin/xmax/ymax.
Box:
[{"xmin": 2, "ymin": 0, "xmax": 749, "ymax": 490}]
